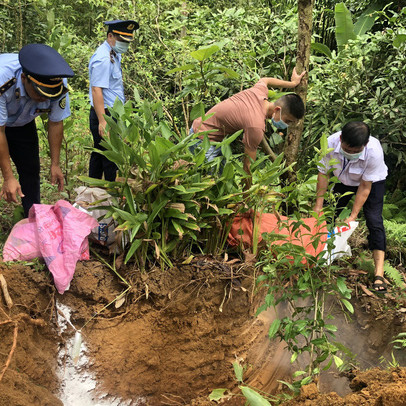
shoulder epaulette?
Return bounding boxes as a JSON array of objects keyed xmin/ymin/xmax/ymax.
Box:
[
  {"xmin": 35, "ymin": 108, "xmax": 52, "ymax": 114},
  {"xmin": 0, "ymin": 77, "xmax": 17, "ymax": 96}
]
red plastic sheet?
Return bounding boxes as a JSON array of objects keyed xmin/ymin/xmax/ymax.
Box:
[{"xmin": 228, "ymin": 211, "xmax": 328, "ymax": 260}]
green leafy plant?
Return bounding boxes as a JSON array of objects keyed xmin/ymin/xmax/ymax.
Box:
[
  {"xmin": 379, "ymin": 332, "xmax": 406, "ymax": 369},
  {"xmin": 80, "ymin": 97, "xmax": 288, "ymax": 269},
  {"xmin": 253, "ymin": 140, "xmax": 357, "ymax": 392},
  {"xmin": 209, "ymin": 361, "xmax": 280, "ymax": 405},
  {"xmin": 379, "ymin": 352, "xmax": 400, "ymax": 369},
  {"xmin": 391, "ymin": 332, "xmax": 406, "ymax": 350}
]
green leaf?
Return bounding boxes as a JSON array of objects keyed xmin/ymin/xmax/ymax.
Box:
[
  {"xmin": 215, "ymin": 65, "xmax": 239, "ymax": 79},
  {"xmin": 111, "ymin": 207, "xmax": 138, "ymax": 223},
  {"xmin": 208, "ymin": 388, "xmax": 228, "ymax": 401},
  {"xmin": 167, "ymin": 64, "xmax": 195, "ymax": 75},
  {"xmin": 255, "ymin": 303, "xmax": 268, "ymax": 316},
  {"xmin": 147, "ymin": 198, "xmax": 170, "ymax": 225},
  {"xmin": 78, "ymin": 175, "xmax": 118, "ymax": 189},
  {"xmin": 160, "ymin": 122, "xmax": 172, "ymax": 140},
  {"xmin": 333, "ymin": 355, "xmax": 344, "ymax": 368},
  {"xmin": 47, "ymin": 10, "xmax": 55, "ymax": 29},
  {"xmin": 219, "ymin": 129, "xmax": 243, "ymax": 146},
  {"xmin": 341, "ymin": 298, "xmax": 354, "ymax": 313},
  {"xmin": 164, "ymin": 209, "xmax": 188, "ymax": 221},
  {"xmin": 393, "ymin": 34, "xmax": 406, "ymax": 48},
  {"xmin": 323, "ymin": 357, "xmax": 333, "ymax": 371},
  {"xmin": 171, "ymin": 220, "xmax": 184, "ymax": 239},
  {"xmin": 133, "ymin": 87, "xmax": 141, "ymax": 103},
  {"xmin": 311, "ymin": 337, "xmax": 327, "ymax": 346},
  {"xmin": 145, "ymin": 184, "xmax": 158, "ymax": 194},
  {"xmin": 190, "ymin": 102, "xmax": 206, "ymax": 121},
  {"xmin": 112, "ymin": 98, "xmax": 126, "ymax": 116},
  {"xmin": 178, "ymin": 220, "xmax": 200, "ymax": 231},
  {"xmin": 123, "ymin": 184, "xmax": 136, "ymax": 216},
  {"xmin": 190, "ymin": 44, "xmax": 220, "ymax": 61},
  {"xmin": 335, "ymin": 2, "xmax": 357, "ymax": 51},
  {"xmin": 268, "ymin": 90, "xmax": 295, "ymax": 102},
  {"xmin": 268, "ymin": 319, "xmax": 281, "ymax": 339},
  {"xmin": 292, "ymin": 370, "xmax": 306, "ymax": 378},
  {"xmin": 239, "ymin": 386, "xmax": 272, "ymax": 406},
  {"xmin": 354, "ymin": 4, "xmax": 380, "ymax": 36},
  {"xmin": 320, "ymin": 133, "xmax": 328, "ymax": 153},
  {"xmin": 125, "ymin": 239, "xmax": 142, "ymax": 263},
  {"xmin": 101, "ymin": 150, "xmax": 125, "ymax": 165},
  {"xmin": 290, "ymin": 352, "xmax": 298, "ymax": 363},
  {"xmin": 301, "ymin": 376, "xmax": 313, "ymax": 386},
  {"xmin": 311, "ymin": 42, "xmax": 332, "ymax": 59},
  {"xmin": 233, "ymin": 362, "xmax": 244, "ymax": 382},
  {"xmin": 336, "ymin": 276, "xmax": 348, "ymax": 296}
]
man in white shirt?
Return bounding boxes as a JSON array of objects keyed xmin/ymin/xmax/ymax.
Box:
[{"xmin": 314, "ymin": 121, "xmax": 388, "ymax": 292}]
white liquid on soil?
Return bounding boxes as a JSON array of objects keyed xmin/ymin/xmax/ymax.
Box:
[{"xmin": 56, "ymin": 301, "xmax": 145, "ymax": 406}]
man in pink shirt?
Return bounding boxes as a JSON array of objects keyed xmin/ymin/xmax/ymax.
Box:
[
  {"xmin": 314, "ymin": 121, "xmax": 388, "ymax": 292},
  {"xmin": 191, "ymin": 68, "xmax": 305, "ymax": 176}
]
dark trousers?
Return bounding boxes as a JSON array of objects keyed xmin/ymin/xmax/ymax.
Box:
[
  {"xmin": 89, "ymin": 107, "xmax": 117, "ymax": 181},
  {"xmin": 5, "ymin": 120, "xmax": 40, "ymax": 217},
  {"xmin": 333, "ymin": 180, "xmax": 386, "ymax": 252}
]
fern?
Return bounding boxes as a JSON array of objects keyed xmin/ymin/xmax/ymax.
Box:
[
  {"xmin": 382, "ymin": 203, "xmax": 399, "ymax": 220},
  {"xmin": 384, "ymin": 263, "xmax": 405, "ymax": 289},
  {"xmin": 383, "ymin": 192, "xmax": 406, "ymax": 223},
  {"xmin": 384, "ymin": 220, "xmax": 406, "ymax": 262},
  {"xmin": 355, "ymin": 252, "xmax": 375, "ymax": 275}
]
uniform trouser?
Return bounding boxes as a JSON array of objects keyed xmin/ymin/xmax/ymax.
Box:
[
  {"xmin": 333, "ymin": 180, "xmax": 386, "ymax": 252},
  {"xmin": 5, "ymin": 120, "xmax": 40, "ymax": 217},
  {"xmin": 89, "ymin": 107, "xmax": 117, "ymax": 181},
  {"xmin": 188, "ymin": 128, "xmax": 224, "ymax": 173}
]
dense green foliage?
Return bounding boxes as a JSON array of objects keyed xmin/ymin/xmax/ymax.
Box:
[
  {"xmin": 80, "ymin": 97, "xmax": 290, "ymax": 268},
  {"xmin": 1, "ymin": 1, "xmax": 404, "ymax": 188}
]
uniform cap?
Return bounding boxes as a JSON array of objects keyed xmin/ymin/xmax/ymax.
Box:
[
  {"xmin": 19, "ymin": 44, "xmax": 74, "ymax": 100},
  {"xmin": 104, "ymin": 20, "xmax": 139, "ymax": 42}
]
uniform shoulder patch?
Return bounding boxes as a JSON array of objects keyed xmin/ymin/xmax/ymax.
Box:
[
  {"xmin": 0, "ymin": 77, "xmax": 17, "ymax": 96},
  {"xmin": 59, "ymin": 97, "xmax": 66, "ymax": 109}
]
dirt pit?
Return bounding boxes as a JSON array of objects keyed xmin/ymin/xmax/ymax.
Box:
[{"xmin": 0, "ymin": 257, "xmax": 406, "ymax": 405}]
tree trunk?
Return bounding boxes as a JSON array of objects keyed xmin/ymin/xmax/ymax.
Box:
[{"xmin": 283, "ymin": 0, "xmax": 314, "ymax": 181}]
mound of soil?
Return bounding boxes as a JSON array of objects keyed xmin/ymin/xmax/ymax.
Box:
[
  {"xmin": 1, "ymin": 256, "xmax": 406, "ymax": 406},
  {"xmin": 287, "ymin": 368, "xmax": 406, "ymax": 405},
  {"xmin": 0, "ymin": 263, "xmax": 62, "ymax": 406}
]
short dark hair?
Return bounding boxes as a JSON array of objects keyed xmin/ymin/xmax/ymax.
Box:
[
  {"xmin": 276, "ymin": 93, "xmax": 305, "ymax": 119},
  {"xmin": 341, "ymin": 121, "xmax": 370, "ymax": 147}
]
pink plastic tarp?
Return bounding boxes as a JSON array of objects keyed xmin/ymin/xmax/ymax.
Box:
[{"xmin": 3, "ymin": 200, "xmax": 99, "ymax": 294}]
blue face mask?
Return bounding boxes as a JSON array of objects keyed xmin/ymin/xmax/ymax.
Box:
[
  {"xmin": 113, "ymin": 40, "xmax": 129, "ymax": 54},
  {"xmin": 339, "ymin": 147, "xmax": 362, "ymax": 161},
  {"xmin": 271, "ymin": 108, "xmax": 288, "ymax": 130}
]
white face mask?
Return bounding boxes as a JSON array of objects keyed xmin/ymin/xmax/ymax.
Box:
[
  {"xmin": 339, "ymin": 147, "xmax": 363, "ymax": 161},
  {"xmin": 113, "ymin": 40, "xmax": 129, "ymax": 54}
]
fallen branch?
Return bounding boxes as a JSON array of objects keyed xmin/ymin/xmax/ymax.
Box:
[
  {"xmin": 358, "ymin": 283, "xmax": 374, "ymax": 297},
  {"xmin": 260, "ymin": 138, "xmax": 277, "ymax": 162},
  {"xmin": 0, "ymin": 321, "xmax": 18, "ymax": 382},
  {"xmin": 0, "ymin": 274, "xmax": 13, "ymax": 309}
]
